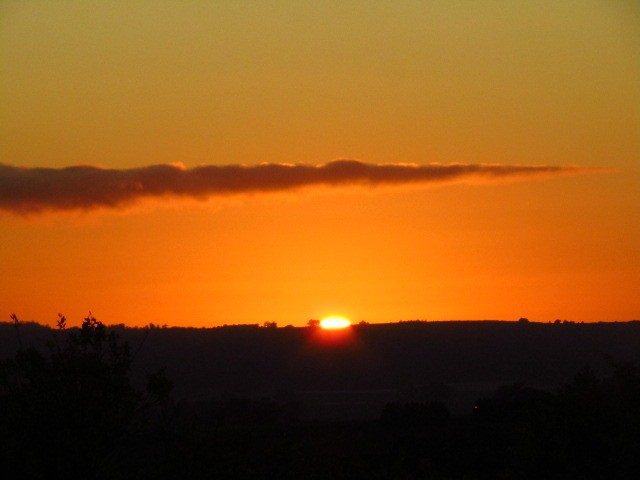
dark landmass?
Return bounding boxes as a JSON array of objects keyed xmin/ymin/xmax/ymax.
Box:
[
  {"xmin": 2, "ymin": 319, "xmax": 640, "ymax": 418},
  {"xmin": 2, "ymin": 318, "xmax": 640, "ymax": 479}
]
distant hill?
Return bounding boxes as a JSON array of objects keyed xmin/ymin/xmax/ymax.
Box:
[{"xmin": 3, "ymin": 320, "xmax": 640, "ymax": 417}]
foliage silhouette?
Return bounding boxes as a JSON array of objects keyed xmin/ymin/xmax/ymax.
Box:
[{"xmin": 0, "ymin": 313, "xmax": 172, "ymax": 478}]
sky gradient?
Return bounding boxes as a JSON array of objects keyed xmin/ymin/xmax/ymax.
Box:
[{"xmin": 1, "ymin": 1, "xmax": 638, "ymax": 327}]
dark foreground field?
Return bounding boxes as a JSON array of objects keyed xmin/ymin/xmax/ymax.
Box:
[{"xmin": 1, "ymin": 318, "xmax": 640, "ymax": 478}]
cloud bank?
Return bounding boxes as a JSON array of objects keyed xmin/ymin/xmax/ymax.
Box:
[{"xmin": 0, "ymin": 160, "xmax": 606, "ymax": 215}]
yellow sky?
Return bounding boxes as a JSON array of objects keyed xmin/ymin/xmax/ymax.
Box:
[{"xmin": 1, "ymin": 1, "xmax": 639, "ymax": 326}]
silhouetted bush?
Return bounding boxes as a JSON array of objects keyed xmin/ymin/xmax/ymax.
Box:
[{"xmin": 0, "ymin": 314, "xmax": 171, "ymax": 478}]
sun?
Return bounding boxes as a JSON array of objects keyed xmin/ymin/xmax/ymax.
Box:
[{"xmin": 319, "ymin": 315, "xmax": 352, "ymax": 330}]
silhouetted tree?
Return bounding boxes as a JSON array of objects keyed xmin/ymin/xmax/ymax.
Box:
[
  {"xmin": 56, "ymin": 312, "xmax": 67, "ymax": 330},
  {"xmin": 0, "ymin": 313, "xmax": 168, "ymax": 478}
]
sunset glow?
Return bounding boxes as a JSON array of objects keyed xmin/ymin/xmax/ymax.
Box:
[{"xmin": 0, "ymin": 1, "xmax": 638, "ymax": 327}]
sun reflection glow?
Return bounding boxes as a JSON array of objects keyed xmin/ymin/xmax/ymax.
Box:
[{"xmin": 320, "ymin": 316, "xmax": 351, "ymax": 330}]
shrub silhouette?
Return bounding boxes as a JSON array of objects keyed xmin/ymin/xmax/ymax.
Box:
[{"xmin": 0, "ymin": 314, "xmax": 158, "ymax": 478}]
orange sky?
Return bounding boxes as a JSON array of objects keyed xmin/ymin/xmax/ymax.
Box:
[{"xmin": 1, "ymin": 1, "xmax": 639, "ymax": 327}]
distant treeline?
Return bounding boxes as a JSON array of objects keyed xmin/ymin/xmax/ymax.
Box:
[{"xmin": 1, "ymin": 316, "xmax": 640, "ymax": 478}]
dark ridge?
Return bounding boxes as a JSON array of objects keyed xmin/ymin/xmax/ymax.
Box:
[
  {"xmin": 3, "ymin": 320, "xmax": 640, "ymax": 417},
  {"xmin": 3, "ymin": 318, "xmax": 640, "ymax": 478}
]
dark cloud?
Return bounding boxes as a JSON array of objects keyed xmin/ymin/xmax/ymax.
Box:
[{"xmin": 0, "ymin": 160, "xmax": 608, "ymax": 215}]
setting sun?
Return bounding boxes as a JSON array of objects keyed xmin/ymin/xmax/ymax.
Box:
[{"xmin": 320, "ymin": 316, "xmax": 352, "ymax": 330}]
